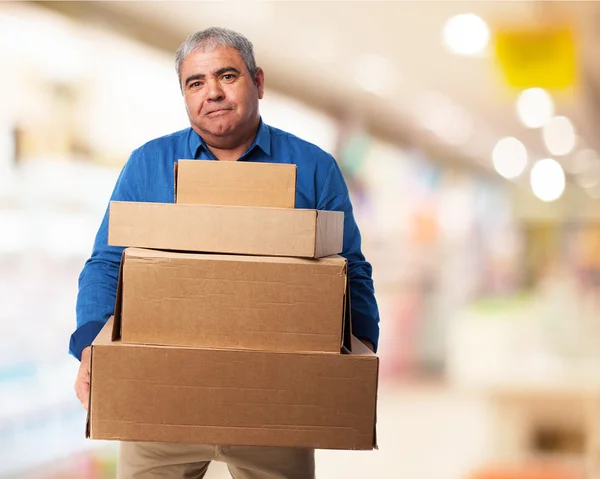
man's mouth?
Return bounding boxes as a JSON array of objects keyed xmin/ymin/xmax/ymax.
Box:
[{"xmin": 206, "ymin": 108, "xmax": 232, "ymax": 116}]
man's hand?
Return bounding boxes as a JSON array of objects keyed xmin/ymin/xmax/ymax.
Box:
[{"xmin": 74, "ymin": 346, "xmax": 92, "ymax": 411}]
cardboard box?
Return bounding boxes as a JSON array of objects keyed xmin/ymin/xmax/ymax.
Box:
[
  {"xmin": 175, "ymin": 160, "xmax": 296, "ymax": 208},
  {"xmin": 115, "ymin": 248, "xmax": 349, "ymax": 353},
  {"xmin": 88, "ymin": 319, "xmax": 379, "ymax": 450},
  {"xmin": 108, "ymin": 201, "xmax": 343, "ymax": 258}
]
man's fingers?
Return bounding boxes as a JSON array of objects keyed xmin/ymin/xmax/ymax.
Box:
[
  {"xmin": 74, "ymin": 347, "xmax": 92, "ymax": 412},
  {"xmin": 75, "ymin": 382, "xmax": 83, "ymax": 400},
  {"xmin": 74, "ymin": 378, "xmax": 90, "ymax": 411},
  {"xmin": 76, "ymin": 388, "xmax": 89, "ymax": 411},
  {"xmin": 76, "ymin": 380, "xmax": 89, "ymax": 397},
  {"xmin": 80, "ymin": 362, "xmax": 90, "ymax": 378}
]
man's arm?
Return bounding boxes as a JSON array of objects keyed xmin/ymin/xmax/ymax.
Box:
[
  {"xmin": 318, "ymin": 157, "xmax": 380, "ymax": 352},
  {"xmin": 70, "ymin": 151, "xmax": 145, "ymax": 361}
]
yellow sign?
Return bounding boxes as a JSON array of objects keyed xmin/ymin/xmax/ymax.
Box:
[{"xmin": 494, "ymin": 26, "xmax": 577, "ymax": 90}]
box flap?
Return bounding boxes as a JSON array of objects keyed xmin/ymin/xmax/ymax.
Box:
[
  {"xmin": 87, "ymin": 317, "xmax": 114, "ymax": 439},
  {"xmin": 91, "ymin": 316, "xmax": 115, "ymax": 347},
  {"xmin": 349, "ymin": 334, "xmax": 379, "ymax": 449},
  {"xmin": 173, "ymin": 162, "xmax": 178, "ymax": 203},
  {"xmin": 112, "ymin": 251, "xmax": 126, "ymax": 342},
  {"xmin": 315, "ymin": 210, "xmax": 344, "ymax": 257},
  {"xmin": 349, "ymin": 335, "xmax": 375, "ymax": 356},
  {"xmin": 341, "ymin": 266, "xmax": 352, "ymax": 352},
  {"xmin": 371, "ymin": 344, "xmax": 380, "ymax": 449},
  {"xmin": 85, "ymin": 344, "xmax": 93, "ymax": 439},
  {"xmin": 125, "ymin": 247, "xmax": 347, "ymax": 268}
]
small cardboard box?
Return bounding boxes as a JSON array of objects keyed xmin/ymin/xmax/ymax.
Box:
[
  {"xmin": 108, "ymin": 201, "xmax": 343, "ymax": 258},
  {"xmin": 175, "ymin": 160, "xmax": 296, "ymax": 208},
  {"xmin": 87, "ymin": 318, "xmax": 379, "ymax": 450},
  {"xmin": 115, "ymin": 248, "xmax": 349, "ymax": 353}
]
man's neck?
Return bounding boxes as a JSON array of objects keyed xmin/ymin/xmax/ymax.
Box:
[
  {"xmin": 207, "ymin": 141, "xmax": 251, "ymax": 162},
  {"xmin": 202, "ymin": 121, "xmax": 260, "ymax": 162}
]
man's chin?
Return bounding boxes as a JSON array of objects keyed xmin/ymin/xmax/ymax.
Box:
[
  {"xmin": 201, "ymin": 124, "xmax": 235, "ymax": 138},
  {"xmin": 196, "ymin": 124, "xmax": 246, "ymax": 149}
]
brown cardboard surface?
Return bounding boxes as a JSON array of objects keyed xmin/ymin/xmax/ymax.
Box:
[
  {"xmin": 116, "ymin": 248, "xmax": 348, "ymax": 353},
  {"xmin": 88, "ymin": 319, "xmax": 378, "ymax": 450},
  {"xmin": 316, "ymin": 209, "xmax": 346, "ymax": 258},
  {"xmin": 175, "ymin": 160, "xmax": 296, "ymax": 208},
  {"xmin": 108, "ymin": 201, "xmax": 343, "ymax": 258}
]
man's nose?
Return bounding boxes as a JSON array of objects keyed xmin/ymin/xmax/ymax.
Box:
[{"xmin": 206, "ymin": 80, "xmax": 225, "ymax": 101}]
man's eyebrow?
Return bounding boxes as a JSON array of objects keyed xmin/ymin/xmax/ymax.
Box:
[
  {"xmin": 214, "ymin": 66, "xmax": 241, "ymax": 77},
  {"xmin": 184, "ymin": 73, "xmax": 205, "ymax": 87}
]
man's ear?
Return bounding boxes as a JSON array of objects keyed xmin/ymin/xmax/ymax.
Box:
[{"xmin": 255, "ymin": 68, "xmax": 265, "ymax": 100}]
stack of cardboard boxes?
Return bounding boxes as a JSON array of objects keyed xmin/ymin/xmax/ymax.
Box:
[{"xmin": 87, "ymin": 161, "xmax": 378, "ymax": 450}]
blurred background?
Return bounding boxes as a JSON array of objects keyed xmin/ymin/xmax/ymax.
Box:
[{"xmin": 2, "ymin": 1, "xmax": 600, "ymax": 478}]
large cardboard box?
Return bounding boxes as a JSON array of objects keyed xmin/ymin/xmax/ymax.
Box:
[
  {"xmin": 115, "ymin": 248, "xmax": 349, "ymax": 353},
  {"xmin": 175, "ymin": 160, "xmax": 296, "ymax": 208},
  {"xmin": 87, "ymin": 319, "xmax": 379, "ymax": 450},
  {"xmin": 108, "ymin": 201, "xmax": 343, "ymax": 258}
]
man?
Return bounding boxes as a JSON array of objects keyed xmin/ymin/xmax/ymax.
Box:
[{"xmin": 72, "ymin": 27, "xmax": 380, "ymax": 479}]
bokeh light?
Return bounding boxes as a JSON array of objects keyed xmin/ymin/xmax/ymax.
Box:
[
  {"xmin": 516, "ymin": 88, "xmax": 554, "ymax": 129},
  {"xmin": 530, "ymin": 158, "xmax": 566, "ymax": 202},
  {"xmin": 492, "ymin": 137, "xmax": 528, "ymax": 179},
  {"xmin": 543, "ymin": 116, "xmax": 577, "ymax": 156},
  {"xmin": 442, "ymin": 13, "xmax": 490, "ymax": 56}
]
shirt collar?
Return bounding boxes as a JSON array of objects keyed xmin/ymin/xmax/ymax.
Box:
[{"xmin": 188, "ymin": 118, "xmax": 271, "ymax": 160}]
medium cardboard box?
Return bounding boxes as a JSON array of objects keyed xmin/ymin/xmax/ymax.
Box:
[
  {"xmin": 116, "ymin": 248, "xmax": 349, "ymax": 353},
  {"xmin": 108, "ymin": 201, "xmax": 343, "ymax": 258},
  {"xmin": 87, "ymin": 319, "xmax": 379, "ymax": 450},
  {"xmin": 175, "ymin": 160, "xmax": 296, "ymax": 208}
]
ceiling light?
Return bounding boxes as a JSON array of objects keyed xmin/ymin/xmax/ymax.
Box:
[
  {"xmin": 530, "ymin": 158, "xmax": 565, "ymax": 202},
  {"xmin": 543, "ymin": 116, "xmax": 576, "ymax": 156},
  {"xmin": 516, "ymin": 88, "xmax": 554, "ymax": 129},
  {"xmin": 442, "ymin": 14, "xmax": 490, "ymax": 56},
  {"xmin": 492, "ymin": 137, "xmax": 528, "ymax": 179}
]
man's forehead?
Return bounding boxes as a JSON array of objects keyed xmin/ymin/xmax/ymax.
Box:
[{"xmin": 185, "ymin": 45, "xmax": 244, "ymax": 66}]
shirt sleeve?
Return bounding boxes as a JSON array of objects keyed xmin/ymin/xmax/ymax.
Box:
[
  {"xmin": 69, "ymin": 150, "xmax": 146, "ymax": 360},
  {"xmin": 317, "ymin": 156, "xmax": 380, "ymax": 351}
]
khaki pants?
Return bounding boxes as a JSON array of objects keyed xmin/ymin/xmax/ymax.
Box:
[{"xmin": 117, "ymin": 442, "xmax": 315, "ymax": 479}]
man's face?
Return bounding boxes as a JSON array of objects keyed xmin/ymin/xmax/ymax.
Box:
[{"xmin": 180, "ymin": 45, "xmax": 264, "ymax": 142}]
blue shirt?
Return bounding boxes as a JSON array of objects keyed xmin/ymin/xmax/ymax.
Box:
[{"xmin": 70, "ymin": 120, "xmax": 380, "ymax": 360}]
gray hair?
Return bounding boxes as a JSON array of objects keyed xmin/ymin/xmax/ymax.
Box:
[{"xmin": 175, "ymin": 27, "xmax": 258, "ymax": 86}]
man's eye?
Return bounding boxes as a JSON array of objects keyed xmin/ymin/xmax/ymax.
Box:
[
  {"xmin": 222, "ymin": 74, "xmax": 235, "ymax": 82},
  {"xmin": 190, "ymin": 81, "xmax": 202, "ymax": 88}
]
